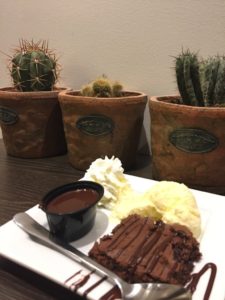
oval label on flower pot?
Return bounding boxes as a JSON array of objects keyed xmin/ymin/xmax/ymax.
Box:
[
  {"xmin": 76, "ymin": 114, "xmax": 114, "ymax": 136},
  {"xmin": 169, "ymin": 128, "xmax": 218, "ymax": 153},
  {"xmin": 0, "ymin": 106, "xmax": 18, "ymax": 125}
]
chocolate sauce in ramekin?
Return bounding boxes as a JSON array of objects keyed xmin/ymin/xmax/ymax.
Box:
[{"xmin": 46, "ymin": 188, "xmax": 99, "ymax": 214}]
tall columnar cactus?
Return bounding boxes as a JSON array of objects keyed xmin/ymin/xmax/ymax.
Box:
[
  {"xmin": 81, "ymin": 76, "xmax": 123, "ymax": 98},
  {"xmin": 201, "ymin": 56, "xmax": 220, "ymax": 106},
  {"xmin": 10, "ymin": 39, "xmax": 59, "ymax": 92},
  {"xmin": 175, "ymin": 50, "xmax": 225, "ymax": 107},
  {"xmin": 175, "ymin": 50, "xmax": 204, "ymax": 106},
  {"xmin": 211, "ymin": 56, "xmax": 225, "ymax": 106}
]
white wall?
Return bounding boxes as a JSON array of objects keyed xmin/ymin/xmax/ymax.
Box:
[{"xmin": 1, "ymin": 0, "xmax": 225, "ymax": 143}]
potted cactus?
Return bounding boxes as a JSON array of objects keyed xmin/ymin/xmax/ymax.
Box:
[
  {"xmin": 0, "ymin": 40, "xmax": 67, "ymax": 158},
  {"xmin": 149, "ymin": 49, "xmax": 225, "ymax": 194},
  {"xmin": 59, "ymin": 76, "xmax": 147, "ymax": 171}
]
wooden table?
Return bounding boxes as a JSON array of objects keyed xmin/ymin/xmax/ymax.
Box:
[{"xmin": 0, "ymin": 140, "xmax": 152, "ymax": 300}]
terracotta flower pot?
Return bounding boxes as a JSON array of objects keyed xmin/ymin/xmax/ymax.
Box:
[
  {"xmin": 0, "ymin": 87, "xmax": 67, "ymax": 158},
  {"xmin": 149, "ymin": 95, "xmax": 225, "ymax": 194},
  {"xmin": 59, "ymin": 90, "xmax": 147, "ymax": 171}
]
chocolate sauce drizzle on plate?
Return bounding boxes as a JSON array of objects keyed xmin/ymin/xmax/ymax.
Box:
[
  {"xmin": 64, "ymin": 269, "xmax": 121, "ymax": 299},
  {"xmin": 64, "ymin": 262, "xmax": 216, "ymax": 300},
  {"xmin": 99, "ymin": 286, "xmax": 121, "ymax": 300},
  {"xmin": 186, "ymin": 262, "xmax": 217, "ymax": 300}
]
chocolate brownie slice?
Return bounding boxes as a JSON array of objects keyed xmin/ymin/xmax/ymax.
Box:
[{"xmin": 89, "ymin": 214, "xmax": 201, "ymax": 285}]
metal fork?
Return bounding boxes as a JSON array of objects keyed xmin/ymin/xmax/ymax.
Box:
[{"xmin": 13, "ymin": 212, "xmax": 192, "ymax": 300}]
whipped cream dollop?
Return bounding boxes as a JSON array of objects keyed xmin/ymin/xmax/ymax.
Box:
[{"xmin": 83, "ymin": 156, "xmax": 131, "ymax": 209}]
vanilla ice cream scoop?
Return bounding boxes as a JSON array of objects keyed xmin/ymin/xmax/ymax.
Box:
[
  {"xmin": 83, "ymin": 156, "xmax": 131, "ymax": 208},
  {"xmin": 111, "ymin": 187, "xmax": 161, "ymax": 222},
  {"xmin": 143, "ymin": 181, "xmax": 201, "ymax": 238}
]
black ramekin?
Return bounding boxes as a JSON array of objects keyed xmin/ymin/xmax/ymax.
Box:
[{"xmin": 40, "ymin": 180, "xmax": 104, "ymax": 242}]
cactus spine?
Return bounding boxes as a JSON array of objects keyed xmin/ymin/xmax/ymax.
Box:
[
  {"xmin": 81, "ymin": 76, "xmax": 123, "ymax": 98},
  {"xmin": 10, "ymin": 40, "xmax": 59, "ymax": 92}
]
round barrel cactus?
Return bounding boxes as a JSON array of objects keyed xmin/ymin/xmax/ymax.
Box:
[{"xmin": 10, "ymin": 40, "xmax": 59, "ymax": 92}]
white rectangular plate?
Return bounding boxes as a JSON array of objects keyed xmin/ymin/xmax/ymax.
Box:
[{"xmin": 0, "ymin": 175, "xmax": 225, "ymax": 300}]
